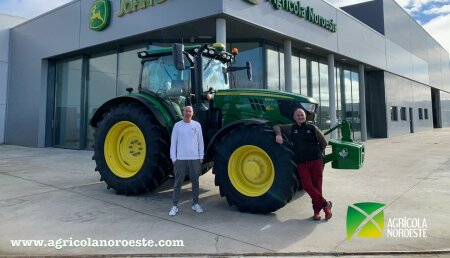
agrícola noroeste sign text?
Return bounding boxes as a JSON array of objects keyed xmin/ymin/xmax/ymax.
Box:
[{"xmin": 245, "ymin": 0, "xmax": 337, "ymax": 33}]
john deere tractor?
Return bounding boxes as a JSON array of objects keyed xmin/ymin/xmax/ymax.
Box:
[{"xmin": 90, "ymin": 43, "xmax": 364, "ymax": 213}]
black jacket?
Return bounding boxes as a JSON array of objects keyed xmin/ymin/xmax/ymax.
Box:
[{"xmin": 273, "ymin": 122, "xmax": 327, "ymax": 163}]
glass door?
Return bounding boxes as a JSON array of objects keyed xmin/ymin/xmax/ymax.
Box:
[
  {"xmin": 53, "ymin": 58, "xmax": 83, "ymax": 149},
  {"xmin": 86, "ymin": 51, "xmax": 118, "ymax": 148}
]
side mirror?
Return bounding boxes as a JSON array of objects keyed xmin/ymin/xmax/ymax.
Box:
[
  {"xmin": 246, "ymin": 61, "xmax": 252, "ymax": 81},
  {"xmin": 172, "ymin": 43, "xmax": 185, "ymax": 70}
]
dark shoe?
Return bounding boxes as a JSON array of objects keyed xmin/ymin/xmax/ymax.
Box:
[
  {"xmin": 313, "ymin": 211, "xmax": 321, "ymax": 221},
  {"xmin": 323, "ymin": 201, "xmax": 332, "ymax": 220}
]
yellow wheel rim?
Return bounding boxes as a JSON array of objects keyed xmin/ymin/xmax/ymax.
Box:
[
  {"xmin": 228, "ymin": 145, "xmax": 275, "ymax": 197},
  {"xmin": 104, "ymin": 121, "xmax": 146, "ymax": 178}
]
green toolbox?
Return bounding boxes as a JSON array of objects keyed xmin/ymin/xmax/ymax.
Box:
[
  {"xmin": 329, "ymin": 140, "xmax": 365, "ymax": 169},
  {"xmin": 323, "ymin": 120, "xmax": 365, "ymax": 169}
]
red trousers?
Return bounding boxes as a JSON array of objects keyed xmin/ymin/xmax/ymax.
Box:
[{"xmin": 298, "ymin": 159, "xmax": 325, "ymax": 212}]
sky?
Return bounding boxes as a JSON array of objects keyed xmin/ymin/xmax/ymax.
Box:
[{"xmin": 0, "ymin": 0, "xmax": 449, "ymax": 53}]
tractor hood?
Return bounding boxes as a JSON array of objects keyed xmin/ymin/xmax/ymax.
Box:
[
  {"xmin": 215, "ymin": 88, "xmax": 316, "ymax": 104},
  {"xmin": 213, "ymin": 88, "xmax": 319, "ymax": 126}
]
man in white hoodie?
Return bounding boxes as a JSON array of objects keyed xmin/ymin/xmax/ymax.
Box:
[{"xmin": 169, "ymin": 105, "xmax": 204, "ymax": 216}]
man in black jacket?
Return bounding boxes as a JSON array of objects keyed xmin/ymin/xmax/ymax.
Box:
[{"xmin": 273, "ymin": 108, "xmax": 332, "ymax": 220}]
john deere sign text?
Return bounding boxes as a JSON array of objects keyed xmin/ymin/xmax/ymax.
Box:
[{"xmin": 117, "ymin": 0, "xmax": 167, "ymax": 17}]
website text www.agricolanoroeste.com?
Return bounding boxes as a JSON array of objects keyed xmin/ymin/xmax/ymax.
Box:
[{"xmin": 10, "ymin": 237, "xmax": 184, "ymax": 250}]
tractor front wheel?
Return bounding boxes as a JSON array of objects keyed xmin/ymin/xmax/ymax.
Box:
[
  {"xmin": 213, "ymin": 125, "xmax": 298, "ymax": 213},
  {"xmin": 92, "ymin": 103, "xmax": 171, "ymax": 195}
]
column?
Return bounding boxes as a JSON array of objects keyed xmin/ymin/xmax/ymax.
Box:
[
  {"xmin": 359, "ymin": 64, "xmax": 367, "ymax": 142},
  {"xmin": 328, "ymin": 54, "xmax": 337, "ymax": 139},
  {"xmin": 216, "ymin": 18, "xmax": 226, "ymax": 47},
  {"xmin": 284, "ymin": 39, "xmax": 292, "ymax": 92}
]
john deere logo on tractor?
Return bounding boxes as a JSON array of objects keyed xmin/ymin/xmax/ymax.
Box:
[{"xmin": 90, "ymin": 0, "xmax": 111, "ymax": 31}]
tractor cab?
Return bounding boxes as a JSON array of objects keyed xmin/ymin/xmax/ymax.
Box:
[{"xmin": 137, "ymin": 44, "xmax": 243, "ymax": 117}]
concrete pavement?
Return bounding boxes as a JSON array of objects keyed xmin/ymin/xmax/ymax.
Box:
[{"xmin": 1, "ymin": 129, "xmax": 450, "ymax": 256}]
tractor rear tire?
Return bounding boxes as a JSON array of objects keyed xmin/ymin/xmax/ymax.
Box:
[
  {"xmin": 92, "ymin": 103, "xmax": 171, "ymax": 195},
  {"xmin": 213, "ymin": 124, "xmax": 298, "ymax": 213}
]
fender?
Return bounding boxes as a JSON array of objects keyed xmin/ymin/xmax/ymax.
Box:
[
  {"xmin": 89, "ymin": 95, "xmax": 175, "ymax": 134},
  {"xmin": 205, "ymin": 118, "xmax": 269, "ymax": 161}
]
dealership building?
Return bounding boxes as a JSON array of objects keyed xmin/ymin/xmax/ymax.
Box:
[{"xmin": 1, "ymin": 0, "xmax": 450, "ymax": 149}]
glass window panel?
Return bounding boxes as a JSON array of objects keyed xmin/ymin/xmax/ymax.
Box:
[
  {"xmin": 343, "ymin": 68, "xmax": 353, "ymax": 124},
  {"xmin": 391, "ymin": 106, "xmax": 398, "ymax": 121},
  {"xmin": 300, "ymin": 57, "xmax": 307, "ymax": 95},
  {"xmin": 400, "ymin": 107, "xmax": 407, "ymax": 120},
  {"xmin": 118, "ymin": 45, "xmax": 146, "ymax": 95},
  {"xmin": 87, "ymin": 51, "xmax": 118, "ymax": 147},
  {"xmin": 310, "ymin": 59, "xmax": 320, "ymax": 125},
  {"xmin": 335, "ymin": 67, "xmax": 342, "ymax": 138},
  {"xmin": 53, "ymin": 58, "xmax": 82, "ymax": 148},
  {"xmin": 266, "ymin": 45, "xmax": 279, "ymax": 90},
  {"xmin": 335, "ymin": 67, "xmax": 342, "ymax": 121},
  {"xmin": 351, "ymin": 69, "xmax": 360, "ymax": 139},
  {"xmin": 280, "ymin": 49, "xmax": 285, "ymax": 91},
  {"xmin": 229, "ymin": 42, "xmax": 263, "ymax": 89},
  {"xmin": 311, "ymin": 60, "xmax": 320, "ymax": 101},
  {"xmin": 418, "ymin": 108, "xmax": 423, "ymax": 120},
  {"xmin": 292, "ymin": 54, "xmax": 300, "ymax": 94}
]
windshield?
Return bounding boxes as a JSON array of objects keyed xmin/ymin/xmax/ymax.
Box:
[
  {"xmin": 141, "ymin": 55, "xmax": 190, "ymax": 95},
  {"xmin": 141, "ymin": 55, "xmax": 230, "ymax": 94},
  {"xmin": 140, "ymin": 54, "xmax": 230, "ymax": 114},
  {"xmin": 141, "ymin": 55, "xmax": 190, "ymax": 116},
  {"xmin": 203, "ymin": 57, "xmax": 229, "ymax": 91}
]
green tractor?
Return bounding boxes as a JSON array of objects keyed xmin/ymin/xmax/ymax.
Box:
[{"xmin": 90, "ymin": 43, "xmax": 364, "ymax": 213}]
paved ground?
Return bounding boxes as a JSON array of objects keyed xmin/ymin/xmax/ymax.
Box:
[{"xmin": 1, "ymin": 129, "xmax": 450, "ymax": 257}]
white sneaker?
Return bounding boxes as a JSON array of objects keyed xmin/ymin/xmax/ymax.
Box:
[
  {"xmin": 192, "ymin": 204, "xmax": 203, "ymax": 213},
  {"xmin": 169, "ymin": 206, "xmax": 178, "ymax": 216}
]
